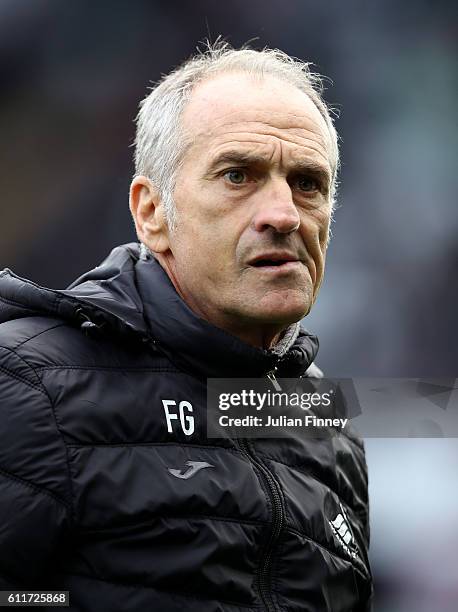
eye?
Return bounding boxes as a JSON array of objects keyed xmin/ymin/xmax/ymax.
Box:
[
  {"xmin": 296, "ymin": 175, "xmax": 318, "ymax": 192},
  {"xmin": 223, "ymin": 169, "xmax": 246, "ymax": 185}
]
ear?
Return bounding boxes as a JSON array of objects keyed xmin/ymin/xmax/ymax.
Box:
[{"xmin": 129, "ymin": 176, "xmax": 170, "ymax": 253}]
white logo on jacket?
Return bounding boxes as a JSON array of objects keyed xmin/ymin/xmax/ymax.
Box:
[
  {"xmin": 328, "ymin": 504, "xmax": 360, "ymax": 560},
  {"xmin": 162, "ymin": 399, "xmax": 195, "ymax": 435}
]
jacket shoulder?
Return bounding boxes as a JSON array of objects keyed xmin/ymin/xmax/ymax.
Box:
[
  {"xmin": 0, "ymin": 315, "xmax": 68, "ymax": 366},
  {"xmin": 0, "ymin": 314, "xmax": 162, "ymax": 370}
]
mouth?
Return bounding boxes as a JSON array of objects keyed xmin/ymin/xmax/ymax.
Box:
[
  {"xmin": 247, "ymin": 253, "xmax": 302, "ymax": 272},
  {"xmin": 251, "ymin": 259, "xmax": 296, "ymax": 267}
]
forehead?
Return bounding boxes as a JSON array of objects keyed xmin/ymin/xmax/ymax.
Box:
[{"xmin": 181, "ymin": 72, "xmax": 333, "ymax": 169}]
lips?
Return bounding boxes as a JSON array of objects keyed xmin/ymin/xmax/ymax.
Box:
[{"xmin": 248, "ymin": 253, "xmax": 300, "ymax": 268}]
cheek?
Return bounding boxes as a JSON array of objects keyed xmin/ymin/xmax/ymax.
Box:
[
  {"xmin": 301, "ymin": 208, "xmax": 330, "ymax": 248},
  {"xmin": 173, "ymin": 183, "xmax": 251, "ymax": 270},
  {"xmin": 319, "ymin": 213, "xmax": 331, "ymax": 247},
  {"xmin": 172, "ymin": 225, "xmax": 233, "ymax": 284}
]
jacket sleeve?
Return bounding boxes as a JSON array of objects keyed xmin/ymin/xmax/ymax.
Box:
[
  {"xmin": 0, "ymin": 345, "xmax": 72, "ymax": 587},
  {"xmin": 359, "ymin": 442, "xmax": 373, "ymax": 612}
]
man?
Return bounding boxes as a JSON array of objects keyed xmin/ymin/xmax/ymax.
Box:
[{"xmin": 0, "ymin": 43, "xmax": 372, "ymax": 611}]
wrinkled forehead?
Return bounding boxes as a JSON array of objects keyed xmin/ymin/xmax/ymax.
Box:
[{"xmin": 181, "ymin": 72, "xmax": 333, "ymax": 164}]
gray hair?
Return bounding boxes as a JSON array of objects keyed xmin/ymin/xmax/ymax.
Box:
[{"xmin": 134, "ymin": 41, "xmax": 340, "ymax": 230}]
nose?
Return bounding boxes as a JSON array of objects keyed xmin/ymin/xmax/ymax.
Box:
[{"xmin": 252, "ymin": 179, "xmax": 300, "ymax": 234}]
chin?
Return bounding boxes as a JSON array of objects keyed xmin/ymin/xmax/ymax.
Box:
[{"xmin": 252, "ymin": 294, "xmax": 311, "ymax": 326}]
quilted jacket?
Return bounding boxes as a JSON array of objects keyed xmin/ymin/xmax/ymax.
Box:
[{"xmin": 0, "ymin": 243, "xmax": 372, "ymax": 611}]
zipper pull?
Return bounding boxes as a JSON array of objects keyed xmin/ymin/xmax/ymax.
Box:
[
  {"xmin": 75, "ymin": 308, "xmax": 101, "ymax": 337},
  {"xmin": 266, "ymin": 367, "xmax": 282, "ymax": 391}
]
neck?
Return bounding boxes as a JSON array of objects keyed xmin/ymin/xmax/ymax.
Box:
[{"xmin": 217, "ymin": 324, "xmax": 285, "ymax": 351}]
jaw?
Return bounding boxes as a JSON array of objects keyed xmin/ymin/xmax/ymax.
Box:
[
  {"xmin": 247, "ymin": 287, "xmax": 313, "ymax": 324},
  {"xmin": 218, "ymin": 285, "xmax": 314, "ymax": 346}
]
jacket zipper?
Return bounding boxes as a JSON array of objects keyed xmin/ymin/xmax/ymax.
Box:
[
  {"xmin": 265, "ymin": 367, "xmax": 282, "ymax": 391},
  {"xmin": 237, "ymin": 437, "xmax": 285, "ymax": 612}
]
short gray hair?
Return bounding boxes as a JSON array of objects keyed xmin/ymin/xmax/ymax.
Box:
[{"xmin": 134, "ymin": 41, "xmax": 340, "ymax": 230}]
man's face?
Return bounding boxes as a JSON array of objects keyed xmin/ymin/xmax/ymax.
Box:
[{"xmin": 159, "ymin": 73, "xmax": 333, "ymax": 339}]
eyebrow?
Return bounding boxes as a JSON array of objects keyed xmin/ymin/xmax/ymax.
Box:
[
  {"xmin": 207, "ymin": 150, "xmax": 331, "ymax": 186},
  {"xmin": 209, "ymin": 151, "xmax": 267, "ymax": 168}
]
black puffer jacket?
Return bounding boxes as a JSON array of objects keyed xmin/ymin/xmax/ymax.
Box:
[{"xmin": 0, "ymin": 243, "xmax": 372, "ymax": 611}]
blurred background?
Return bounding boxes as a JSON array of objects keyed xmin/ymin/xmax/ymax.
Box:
[{"xmin": 0, "ymin": 0, "xmax": 456, "ymax": 609}]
